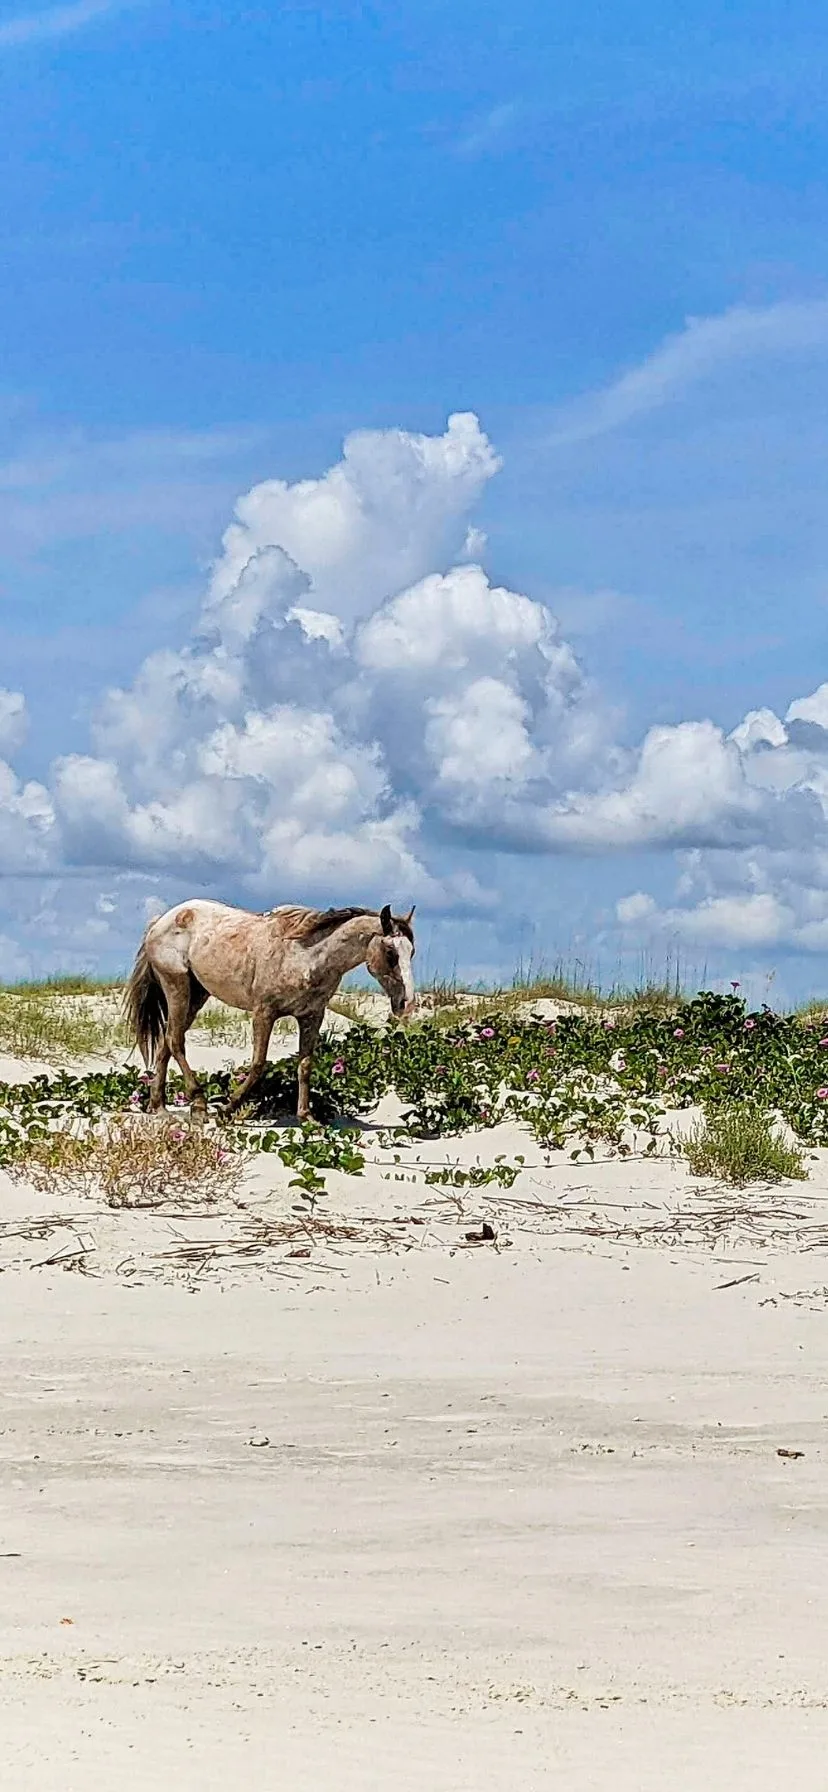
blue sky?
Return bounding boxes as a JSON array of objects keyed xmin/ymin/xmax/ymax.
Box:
[{"xmin": 3, "ymin": 0, "xmax": 828, "ymax": 997}]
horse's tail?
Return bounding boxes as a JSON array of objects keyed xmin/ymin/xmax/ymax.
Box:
[{"xmin": 123, "ymin": 938, "xmax": 167, "ymax": 1069}]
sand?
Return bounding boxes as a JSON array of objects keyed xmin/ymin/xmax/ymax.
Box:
[{"xmin": 3, "ymin": 1036, "xmax": 828, "ymax": 1786}]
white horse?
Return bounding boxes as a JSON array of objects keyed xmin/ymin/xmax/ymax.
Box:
[{"xmin": 124, "ymin": 899, "xmax": 416, "ymax": 1119}]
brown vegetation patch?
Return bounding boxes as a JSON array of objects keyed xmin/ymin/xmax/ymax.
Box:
[{"xmin": 6, "ymin": 1116, "xmax": 247, "ymax": 1209}]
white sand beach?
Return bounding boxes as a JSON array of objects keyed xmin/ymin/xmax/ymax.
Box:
[{"xmin": 2, "ymin": 1029, "xmax": 828, "ymax": 1788}]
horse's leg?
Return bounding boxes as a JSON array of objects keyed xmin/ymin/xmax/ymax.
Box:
[
  {"xmin": 226, "ymin": 1006, "xmax": 276, "ymax": 1114},
  {"xmin": 148, "ymin": 976, "xmax": 207, "ymax": 1112},
  {"xmin": 148, "ymin": 1036, "xmax": 171, "ymax": 1113},
  {"xmin": 297, "ymin": 1011, "xmax": 323, "ymax": 1121},
  {"xmin": 165, "ymin": 976, "xmax": 208, "ymax": 1114},
  {"xmin": 187, "ymin": 976, "xmax": 209, "ymax": 1028}
]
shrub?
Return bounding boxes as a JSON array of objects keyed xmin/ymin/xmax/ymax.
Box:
[
  {"xmin": 5, "ymin": 1115, "xmax": 247, "ymax": 1208},
  {"xmin": 684, "ymin": 1105, "xmax": 807, "ymax": 1186}
]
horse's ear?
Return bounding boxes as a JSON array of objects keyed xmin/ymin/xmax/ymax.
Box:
[
  {"xmin": 380, "ymin": 904, "xmax": 393, "ymax": 936},
  {"xmin": 403, "ymin": 905, "xmax": 415, "ymax": 925}
]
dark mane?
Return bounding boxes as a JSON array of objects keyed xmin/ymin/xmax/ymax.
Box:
[
  {"xmin": 271, "ymin": 903, "xmax": 376, "ymax": 942},
  {"xmin": 271, "ymin": 904, "xmax": 414, "ymax": 943}
]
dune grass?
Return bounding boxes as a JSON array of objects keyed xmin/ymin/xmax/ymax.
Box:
[
  {"xmin": 3, "ymin": 951, "xmax": 826, "ymax": 1067},
  {"xmin": 684, "ymin": 1106, "xmax": 807, "ymax": 1186},
  {"xmin": 0, "ymin": 983, "xmax": 294, "ymax": 1063},
  {"xmin": 0, "ymin": 974, "xmax": 122, "ymax": 996},
  {"xmin": 410, "ymin": 957, "xmax": 687, "ymax": 1028},
  {"xmin": 0, "ymin": 991, "xmax": 118, "ymax": 1062}
]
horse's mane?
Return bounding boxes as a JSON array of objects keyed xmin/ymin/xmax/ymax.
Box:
[
  {"xmin": 270, "ymin": 904, "xmax": 377, "ymax": 942},
  {"xmin": 270, "ymin": 904, "xmax": 414, "ymax": 944}
]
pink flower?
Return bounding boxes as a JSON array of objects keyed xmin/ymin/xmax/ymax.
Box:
[
  {"xmin": 817, "ymin": 1087, "xmax": 828, "ymax": 1101},
  {"xmin": 139, "ymin": 1071, "xmax": 152, "ymax": 1084},
  {"xmin": 715, "ymin": 1063, "xmax": 730, "ymax": 1073},
  {"xmin": 657, "ymin": 1065, "xmax": 668, "ymax": 1076},
  {"xmin": 604, "ymin": 1017, "xmax": 616, "ymax": 1029},
  {"xmin": 435, "ymin": 1065, "xmax": 446, "ymax": 1076},
  {"xmin": 526, "ymin": 1068, "xmax": 539, "ymax": 1083},
  {"xmin": 331, "ymin": 1059, "xmax": 345, "ymax": 1075},
  {"xmin": 173, "ymin": 1092, "xmax": 188, "ymax": 1106},
  {"xmin": 819, "ymin": 1038, "xmax": 828, "ymax": 1048},
  {"xmin": 673, "ymin": 1027, "xmax": 684, "ymax": 1040},
  {"xmin": 744, "ymin": 1019, "xmax": 756, "ymax": 1031},
  {"xmin": 479, "ymin": 1026, "xmax": 495, "ymax": 1039},
  {"xmin": 731, "ymin": 981, "xmax": 740, "ymax": 991}
]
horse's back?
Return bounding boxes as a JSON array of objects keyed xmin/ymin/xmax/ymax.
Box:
[
  {"xmin": 148, "ymin": 897, "xmax": 256, "ymax": 940},
  {"xmin": 146, "ymin": 899, "xmax": 273, "ymax": 1009}
]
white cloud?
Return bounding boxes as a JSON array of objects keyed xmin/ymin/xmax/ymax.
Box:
[
  {"xmin": 541, "ymin": 719, "xmax": 797, "ymax": 851},
  {"xmin": 426, "ymin": 678, "xmax": 539, "ymax": 789},
  {"xmin": 0, "ymin": 690, "xmax": 27, "ymax": 756},
  {"xmin": 616, "ymin": 891, "xmax": 657, "ymax": 927},
  {"xmin": 356, "ymin": 561, "xmax": 564, "ymax": 673},
  {"xmin": 9, "ymin": 398, "xmax": 828, "ymax": 983},
  {"xmin": 35, "ymin": 419, "xmax": 582, "ymax": 904},
  {"xmin": 0, "ymin": 759, "xmax": 56, "ymax": 874},
  {"xmin": 609, "ymin": 684, "xmax": 828, "ymax": 956},
  {"xmin": 352, "ymin": 560, "xmax": 610, "ymax": 840},
  {"xmin": 786, "ymin": 681, "xmax": 828, "ymax": 729},
  {"xmin": 617, "ymin": 888, "xmax": 792, "ymax": 951},
  {"xmin": 205, "ymin": 412, "xmax": 501, "ymax": 625},
  {"xmin": 12, "ymin": 409, "xmax": 828, "ymax": 899}
]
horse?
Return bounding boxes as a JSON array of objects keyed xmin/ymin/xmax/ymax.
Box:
[{"xmin": 124, "ymin": 898, "xmax": 416, "ymax": 1120}]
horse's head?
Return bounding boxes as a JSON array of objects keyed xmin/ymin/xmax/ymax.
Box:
[{"xmin": 365, "ymin": 904, "xmax": 416, "ymax": 1020}]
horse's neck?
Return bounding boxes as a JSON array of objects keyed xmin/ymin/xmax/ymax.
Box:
[{"xmin": 310, "ymin": 915, "xmax": 376, "ymax": 983}]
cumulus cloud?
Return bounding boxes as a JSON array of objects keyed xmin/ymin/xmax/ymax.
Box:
[
  {"xmin": 204, "ymin": 411, "xmax": 501, "ymax": 624},
  {"xmin": 617, "ymin": 888, "xmax": 793, "ymax": 951},
  {"xmin": 14, "ymin": 414, "xmax": 519, "ymax": 909},
  {"xmin": 541, "ymin": 718, "xmax": 821, "ymax": 852},
  {"xmin": 8, "ymin": 401, "xmax": 828, "ymax": 979},
  {"xmin": 612, "ymin": 685, "xmax": 828, "ymax": 955},
  {"xmin": 0, "ymin": 759, "xmax": 56, "ymax": 875},
  {"xmin": 0, "ymin": 692, "xmax": 54, "ymax": 877}
]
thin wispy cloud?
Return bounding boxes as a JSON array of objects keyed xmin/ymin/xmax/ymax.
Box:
[
  {"xmin": 453, "ymin": 101, "xmax": 523, "ymax": 160},
  {"xmin": 0, "ymin": 0, "xmax": 135, "ymax": 50},
  {"xmin": 547, "ymin": 299, "xmax": 828, "ymax": 446}
]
